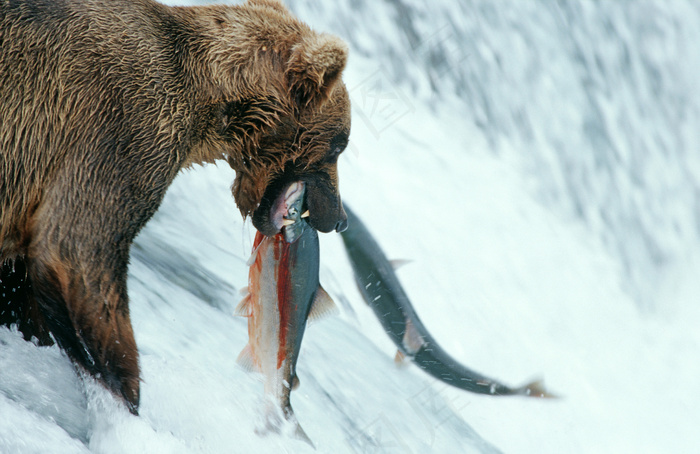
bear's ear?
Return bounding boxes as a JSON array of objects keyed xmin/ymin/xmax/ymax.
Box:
[{"xmin": 286, "ymin": 33, "xmax": 348, "ymax": 110}]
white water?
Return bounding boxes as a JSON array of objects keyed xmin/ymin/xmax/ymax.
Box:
[{"xmin": 2, "ymin": 1, "xmax": 700, "ymax": 453}]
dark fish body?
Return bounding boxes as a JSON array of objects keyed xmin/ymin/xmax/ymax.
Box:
[
  {"xmin": 237, "ymin": 181, "xmax": 335, "ymax": 444},
  {"xmin": 340, "ymin": 205, "xmax": 551, "ymax": 398}
]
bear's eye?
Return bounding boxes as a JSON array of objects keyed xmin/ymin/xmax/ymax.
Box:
[{"xmin": 326, "ymin": 132, "xmax": 349, "ymax": 163}]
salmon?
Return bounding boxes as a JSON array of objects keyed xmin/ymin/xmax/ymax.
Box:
[
  {"xmin": 236, "ymin": 181, "xmax": 336, "ymax": 445},
  {"xmin": 340, "ymin": 204, "xmax": 554, "ymax": 398}
]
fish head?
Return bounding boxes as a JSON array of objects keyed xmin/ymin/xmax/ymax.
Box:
[{"xmin": 268, "ymin": 181, "xmax": 309, "ymax": 243}]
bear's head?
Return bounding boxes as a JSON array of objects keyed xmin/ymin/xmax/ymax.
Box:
[{"xmin": 191, "ymin": 0, "xmax": 351, "ymax": 236}]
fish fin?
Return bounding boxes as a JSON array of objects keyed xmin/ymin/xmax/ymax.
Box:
[
  {"xmin": 390, "ymin": 259, "xmax": 412, "ymax": 270},
  {"xmin": 394, "ymin": 350, "xmax": 408, "ymax": 366},
  {"xmin": 246, "ymin": 237, "xmax": 268, "ymax": 266},
  {"xmin": 402, "ymin": 319, "xmax": 425, "ymax": 355},
  {"xmin": 246, "ymin": 251, "xmax": 256, "ymax": 267},
  {"xmin": 283, "ymin": 407, "xmax": 315, "ymax": 449},
  {"xmin": 293, "ymin": 422, "xmax": 315, "ymax": 449},
  {"xmin": 292, "ymin": 375, "xmax": 300, "ymax": 390},
  {"xmin": 260, "ymin": 403, "xmax": 315, "ymax": 448},
  {"xmin": 517, "ymin": 379, "xmax": 558, "ymax": 398},
  {"xmin": 308, "ymin": 285, "xmax": 338, "ymax": 322},
  {"xmin": 234, "ymin": 293, "xmax": 253, "ymax": 317},
  {"xmin": 236, "ymin": 343, "xmax": 260, "ymax": 372},
  {"xmin": 239, "ymin": 286, "xmax": 249, "ymax": 296}
]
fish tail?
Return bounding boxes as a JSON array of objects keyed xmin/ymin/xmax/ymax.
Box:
[
  {"xmin": 257, "ymin": 401, "xmax": 315, "ymax": 448},
  {"xmin": 515, "ymin": 379, "xmax": 558, "ymax": 398},
  {"xmin": 281, "ymin": 405, "xmax": 315, "ymax": 448},
  {"xmin": 291, "ymin": 420, "xmax": 315, "ymax": 449}
]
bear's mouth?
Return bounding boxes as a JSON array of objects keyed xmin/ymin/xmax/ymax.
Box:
[{"xmin": 252, "ymin": 171, "xmax": 347, "ymax": 236}]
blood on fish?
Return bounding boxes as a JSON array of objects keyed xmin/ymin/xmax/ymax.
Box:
[{"xmin": 275, "ymin": 233, "xmax": 292, "ymax": 369}]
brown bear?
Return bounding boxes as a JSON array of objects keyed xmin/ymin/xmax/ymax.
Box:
[{"xmin": 0, "ymin": 0, "xmax": 351, "ymax": 414}]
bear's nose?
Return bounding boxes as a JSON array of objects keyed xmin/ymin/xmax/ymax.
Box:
[{"xmin": 335, "ymin": 218, "xmax": 348, "ymax": 233}]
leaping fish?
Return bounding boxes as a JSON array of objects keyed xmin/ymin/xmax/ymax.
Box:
[
  {"xmin": 340, "ymin": 204, "xmax": 554, "ymax": 398},
  {"xmin": 236, "ymin": 181, "xmax": 337, "ymax": 446}
]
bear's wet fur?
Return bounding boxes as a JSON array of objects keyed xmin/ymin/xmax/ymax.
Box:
[{"xmin": 0, "ymin": 0, "xmax": 350, "ymax": 413}]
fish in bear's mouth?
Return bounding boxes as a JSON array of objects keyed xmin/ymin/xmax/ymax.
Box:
[{"xmin": 252, "ymin": 173, "xmax": 347, "ymax": 237}]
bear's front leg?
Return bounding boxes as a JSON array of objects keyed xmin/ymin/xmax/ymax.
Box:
[{"xmin": 27, "ymin": 255, "xmax": 140, "ymax": 414}]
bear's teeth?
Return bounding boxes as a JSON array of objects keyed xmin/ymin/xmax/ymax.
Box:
[
  {"xmin": 301, "ymin": 210, "xmax": 310, "ymax": 218},
  {"xmin": 282, "ymin": 219, "xmax": 296, "ymax": 226}
]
